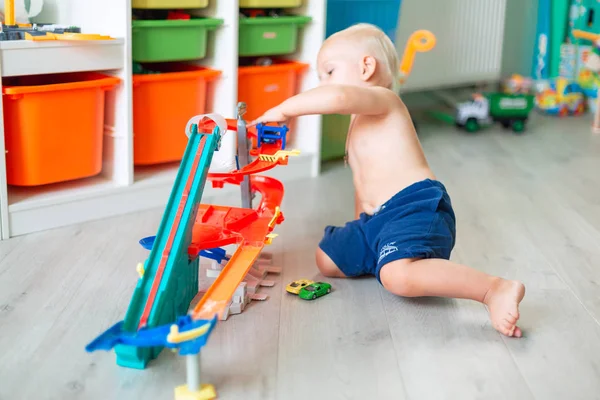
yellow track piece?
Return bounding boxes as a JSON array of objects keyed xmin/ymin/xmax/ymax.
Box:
[
  {"xmin": 264, "ymin": 233, "xmax": 278, "ymax": 245},
  {"xmin": 258, "ymin": 149, "xmax": 300, "ymax": 162}
]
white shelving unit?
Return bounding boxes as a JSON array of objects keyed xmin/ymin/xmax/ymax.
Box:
[{"xmin": 0, "ymin": 0, "xmax": 325, "ymax": 239}]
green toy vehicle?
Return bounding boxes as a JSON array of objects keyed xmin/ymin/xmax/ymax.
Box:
[
  {"xmin": 431, "ymin": 92, "xmax": 535, "ymax": 133},
  {"xmin": 298, "ymin": 282, "xmax": 332, "ymax": 300}
]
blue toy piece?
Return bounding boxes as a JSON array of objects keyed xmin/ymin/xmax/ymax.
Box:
[
  {"xmin": 256, "ymin": 123, "xmax": 289, "ymax": 150},
  {"xmin": 139, "ymin": 236, "xmax": 155, "ymax": 250},
  {"xmin": 86, "ymin": 315, "xmax": 218, "ymax": 357},
  {"xmin": 199, "ymin": 247, "xmax": 230, "ymax": 264},
  {"xmin": 140, "ymin": 236, "xmax": 229, "ymax": 264}
]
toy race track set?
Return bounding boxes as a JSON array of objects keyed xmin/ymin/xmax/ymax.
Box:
[
  {"xmin": 85, "ymin": 106, "xmax": 296, "ymax": 400},
  {"xmin": 85, "ymin": 28, "xmax": 437, "ymax": 400}
]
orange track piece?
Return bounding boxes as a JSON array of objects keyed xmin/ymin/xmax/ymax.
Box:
[{"xmin": 192, "ymin": 244, "xmax": 263, "ymax": 319}]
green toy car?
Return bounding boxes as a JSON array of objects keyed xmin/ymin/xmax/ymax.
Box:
[{"xmin": 298, "ymin": 282, "xmax": 332, "ymax": 300}]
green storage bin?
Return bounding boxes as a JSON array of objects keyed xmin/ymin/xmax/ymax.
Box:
[
  {"xmin": 321, "ymin": 114, "xmax": 351, "ymax": 161},
  {"xmin": 239, "ymin": 16, "xmax": 311, "ymax": 57},
  {"xmin": 132, "ymin": 18, "xmax": 223, "ymax": 63},
  {"xmin": 240, "ymin": 0, "xmax": 302, "ymax": 7},
  {"xmin": 132, "ymin": 0, "xmax": 209, "ymax": 8}
]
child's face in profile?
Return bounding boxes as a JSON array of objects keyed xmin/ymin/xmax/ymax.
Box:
[{"xmin": 317, "ymin": 39, "xmax": 365, "ymax": 88}]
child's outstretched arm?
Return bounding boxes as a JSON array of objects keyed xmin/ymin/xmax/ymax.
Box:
[{"xmin": 249, "ymin": 84, "xmax": 397, "ymax": 125}]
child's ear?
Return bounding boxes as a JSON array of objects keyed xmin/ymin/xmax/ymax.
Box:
[{"xmin": 360, "ymin": 55, "xmax": 377, "ymax": 82}]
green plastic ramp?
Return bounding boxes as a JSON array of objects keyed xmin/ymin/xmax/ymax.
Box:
[{"xmin": 115, "ymin": 123, "xmax": 220, "ymax": 369}]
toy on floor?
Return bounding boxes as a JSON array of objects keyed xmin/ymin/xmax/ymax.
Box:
[
  {"xmin": 286, "ymin": 279, "xmax": 315, "ymax": 294},
  {"xmin": 429, "ymin": 91, "xmax": 535, "ymax": 133},
  {"xmin": 503, "ymin": 74, "xmax": 533, "ymax": 95},
  {"xmin": 573, "ymin": 28, "xmax": 600, "ymax": 132},
  {"xmin": 298, "ymin": 282, "xmax": 332, "ymax": 300},
  {"xmin": 534, "ymin": 77, "xmax": 586, "ymax": 116},
  {"xmin": 85, "ymin": 102, "xmax": 299, "ymax": 400}
]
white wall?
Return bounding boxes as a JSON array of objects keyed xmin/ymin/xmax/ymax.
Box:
[{"xmin": 28, "ymin": 0, "xmax": 70, "ymax": 24}]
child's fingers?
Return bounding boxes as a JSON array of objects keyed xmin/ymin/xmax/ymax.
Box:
[{"xmin": 247, "ymin": 118, "xmax": 262, "ymax": 127}]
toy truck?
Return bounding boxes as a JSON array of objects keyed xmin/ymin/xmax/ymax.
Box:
[
  {"xmin": 455, "ymin": 92, "xmax": 535, "ymax": 133},
  {"xmin": 432, "ymin": 92, "xmax": 535, "ymax": 134}
]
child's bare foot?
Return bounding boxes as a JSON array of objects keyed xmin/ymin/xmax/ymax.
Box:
[{"xmin": 483, "ymin": 278, "xmax": 526, "ymax": 337}]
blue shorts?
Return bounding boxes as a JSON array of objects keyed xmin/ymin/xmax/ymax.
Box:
[{"xmin": 318, "ymin": 179, "xmax": 456, "ymax": 283}]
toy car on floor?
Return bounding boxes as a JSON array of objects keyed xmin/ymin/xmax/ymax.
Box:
[
  {"xmin": 299, "ymin": 282, "xmax": 332, "ymax": 300},
  {"xmin": 286, "ymin": 279, "xmax": 315, "ymax": 295}
]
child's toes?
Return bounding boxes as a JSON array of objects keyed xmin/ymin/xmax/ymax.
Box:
[
  {"xmin": 494, "ymin": 322, "xmax": 512, "ymax": 337},
  {"xmin": 503, "ymin": 321, "xmax": 516, "ymax": 336},
  {"xmin": 513, "ymin": 326, "xmax": 523, "ymax": 338}
]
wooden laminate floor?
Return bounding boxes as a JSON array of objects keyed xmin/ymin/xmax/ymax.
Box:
[{"xmin": 1, "ymin": 114, "xmax": 600, "ymax": 400}]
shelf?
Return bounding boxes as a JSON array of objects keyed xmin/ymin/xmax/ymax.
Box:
[
  {"xmin": 0, "ymin": 0, "xmax": 326, "ymax": 240},
  {"xmin": 0, "ymin": 39, "xmax": 126, "ymax": 77},
  {"xmin": 8, "ymin": 175, "xmax": 119, "ymax": 211}
]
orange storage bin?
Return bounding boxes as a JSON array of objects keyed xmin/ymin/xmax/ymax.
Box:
[
  {"xmin": 133, "ymin": 63, "xmax": 221, "ymax": 165},
  {"xmin": 238, "ymin": 60, "xmax": 309, "ymax": 123},
  {"xmin": 3, "ymin": 72, "xmax": 120, "ymax": 186}
]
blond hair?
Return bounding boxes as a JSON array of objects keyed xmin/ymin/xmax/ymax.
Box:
[{"xmin": 326, "ymin": 23, "xmax": 400, "ymax": 91}]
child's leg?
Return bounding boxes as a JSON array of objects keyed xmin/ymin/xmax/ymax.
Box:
[
  {"xmin": 316, "ymin": 219, "xmax": 379, "ymax": 279},
  {"xmin": 316, "ymin": 247, "xmax": 348, "ymax": 278},
  {"xmin": 379, "ymin": 258, "xmax": 526, "ymax": 337}
]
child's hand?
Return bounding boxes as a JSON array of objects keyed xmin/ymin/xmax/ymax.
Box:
[{"xmin": 249, "ymin": 106, "xmax": 288, "ymax": 127}]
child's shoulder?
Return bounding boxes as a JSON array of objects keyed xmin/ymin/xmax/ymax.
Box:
[{"xmin": 366, "ymin": 86, "xmax": 408, "ymax": 114}]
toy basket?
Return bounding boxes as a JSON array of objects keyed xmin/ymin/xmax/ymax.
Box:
[
  {"xmin": 132, "ymin": 0, "xmax": 209, "ymax": 8},
  {"xmin": 132, "ymin": 18, "xmax": 223, "ymax": 62},
  {"xmin": 133, "ymin": 63, "xmax": 221, "ymax": 165},
  {"xmin": 3, "ymin": 72, "xmax": 120, "ymax": 186},
  {"xmin": 239, "ymin": 16, "xmax": 311, "ymax": 57},
  {"xmin": 238, "ymin": 60, "xmax": 308, "ymax": 122},
  {"xmin": 239, "ymin": 0, "xmax": 302, "ymax": 7}
]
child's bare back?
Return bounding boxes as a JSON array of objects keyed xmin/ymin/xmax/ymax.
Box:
[{"xmin": 251, "ymin": 23, "xmax": 525, "ymax": 338}]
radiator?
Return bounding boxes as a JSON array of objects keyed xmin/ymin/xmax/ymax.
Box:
[{"xmin": 396, "ymin": 0, "xmax": 508, "ymax": 92}]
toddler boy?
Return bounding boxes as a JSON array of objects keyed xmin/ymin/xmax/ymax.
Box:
[{"xmin": 250, "ymin": 24, "xmax": 525, "ymax": 337}]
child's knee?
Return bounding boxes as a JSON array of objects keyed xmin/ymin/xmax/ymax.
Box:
[
  {"xmin": 315, "ymin": 247, "xmax": 346, "ymax": 278},
  {"xmin": 379, "ymin": 258, "xmax": 420, "ymax": 297}
]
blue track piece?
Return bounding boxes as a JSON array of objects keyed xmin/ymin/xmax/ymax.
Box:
[
  {"xmin": 139, "ymin": 236, "xmax": 155, "ymax": 251},
  {"xmin": 256, "ymin": 123, "xmax": 289, "ymax": 150},
  {"xmin": 199, "ymin": 247, "xmax": 229, "ymax": 263},
  {"xmin": 86, "ymin": 315, "xmax": 218, "ymax": 356},
  {"xmin": 140, "ymin": 236, "xmax": 228, "ymax": 264}
]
